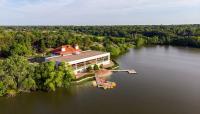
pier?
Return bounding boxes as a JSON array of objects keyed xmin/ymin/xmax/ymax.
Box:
[
  {"xmin": 93, "ymin": 69, "xmax": 137, "ymax": 90},
  {"xmin": 111, "ymin": 69, "xmax": 137, "ymax": 74}
]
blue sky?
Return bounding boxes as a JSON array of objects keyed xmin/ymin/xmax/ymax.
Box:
[{"xmin": 0, "ymin": 0, "xmax": 200, "ymax": 25}]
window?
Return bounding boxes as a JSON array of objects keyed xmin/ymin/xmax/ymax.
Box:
[
  {"xmin": 103, "ymin": 56, "xmax": 109, "ymax": 61},
  {"xmin": 77, "ymin": 62, "xmax": 85, "ymax": 69}
]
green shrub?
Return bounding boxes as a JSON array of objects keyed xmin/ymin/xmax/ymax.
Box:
[
  {"xmin": 100, "ymin": 64, "xmax": 103, "ymax": 69},
  {"xmin": 93, "ymin": 64, "xmax": 99, "ymax": 70},
  {"xmin": 87, "ymin": 66, "xmax": 93, "ymax": 72},
  {"xmin": 6, "ymin": 89, "xmax": 17, "ymax": 97}
]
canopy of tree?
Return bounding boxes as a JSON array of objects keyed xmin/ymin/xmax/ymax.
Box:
[
  {"xmin": 0, "ymin": 55, "xmax": 75, "ymax": 96},
  {"xmin": 1, "ymin": 25, "xmax": 200, "ymax": 58}
]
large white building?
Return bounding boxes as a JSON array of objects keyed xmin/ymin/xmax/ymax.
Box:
[{"xmin": 46, "ymin": 45, "xmax": 111, "ymax": 75}]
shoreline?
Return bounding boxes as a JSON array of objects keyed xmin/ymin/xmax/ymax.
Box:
[{"xmin": 72, "ymin": 60, "xmax": 119, "ymax": 84}]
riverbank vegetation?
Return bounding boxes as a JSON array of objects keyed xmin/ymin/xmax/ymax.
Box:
[{"xmin": 0, "ymin": 55, "xmax": 75, "ymax": 96}]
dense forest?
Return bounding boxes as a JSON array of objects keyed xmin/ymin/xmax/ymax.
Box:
[
  {"xmin": 0, "ymin": 26, "xmax": 134, "ymax": 58},
  {"xmin": 1, "ymin": 25, "xmax": 200, "ymax": 57},
  {"xmin": 69, "ymin": 25, "xmax": 200, "ymax": 47},
  {"xmin": 0, "ymin": 25, "xmax": 200, "ymax": 96}
]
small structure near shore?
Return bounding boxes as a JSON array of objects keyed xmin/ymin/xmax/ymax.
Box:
[
  {"xmin": 94, "ymin": 77, "xmax": 116, "ymax": 90},
  {"xmin": 93, "ymin": 69, "xmax": 116, "ymax": 90}
]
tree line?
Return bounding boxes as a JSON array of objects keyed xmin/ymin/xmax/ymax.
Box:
[
  {"xmin": 65, "ymin": 25, "xmax": 200, "ymax": 47},
  {"xmin": 1, "ymin": 25, "xmax": 200, "ymax": 58}
]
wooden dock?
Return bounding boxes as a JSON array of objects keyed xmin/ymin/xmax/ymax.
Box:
[
  {"xmin": 94, "ymin": 75, "xmax": 116, "ymax": 89},
  {"xmin": 111, "ymin": 69, "xmax": 137, "ymax": 74}
]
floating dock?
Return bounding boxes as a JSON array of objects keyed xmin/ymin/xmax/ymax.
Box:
[
  {"xmin": 94, "ymin": 74, "xmax": 116, "ymax": 90},
  {"xmin": 111, "ymin": 69, "xmax": 137, "ymax": 74}
]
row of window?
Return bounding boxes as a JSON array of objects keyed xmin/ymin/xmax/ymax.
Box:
[{"xmin": 71, "ymin": 56, "xmax": 109, "ymax": 69}]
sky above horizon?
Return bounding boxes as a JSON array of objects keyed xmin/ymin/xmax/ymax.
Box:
[{"xmin": 0, "ymin": 0, "xmax": 200, "ymax": 25}]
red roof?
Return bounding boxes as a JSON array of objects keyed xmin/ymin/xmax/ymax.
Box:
[{"xmin": 51, "ymin": 45, "xmax": 81, "ymax": 56}]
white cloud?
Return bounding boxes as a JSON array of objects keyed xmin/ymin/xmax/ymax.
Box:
[
  {"xmin": 0, "ymin": 0, "xmax": 200, "ymax": 25},
  {"xmin": 0, "ymin": 0, "xmax": 6, "ymax": 6}
]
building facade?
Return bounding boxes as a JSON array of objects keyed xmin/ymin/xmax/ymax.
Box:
[{"xmin": 46, "ymin": 45, "xmax": 110, "ymax": 74}]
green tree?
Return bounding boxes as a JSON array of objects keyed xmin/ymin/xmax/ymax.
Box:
[
  {"xmin": 106, "ymin": 45, "xmax": 121, "ymax": 57},
  {"xmin": 43, "ymin": 62, "xmax": 56, "ymax": 91},
  {"xmin": 34, "ymin": 62, "xmax": 74, "ymax": 91},
  {"xmin": 39, "ymin": 39, "xmax": 46, "ymax": 53},
  {"xmin": 10, "ymin": 43, "xmax": 32, "ymax": 56},
  {"xmin": 20, "ymin": 77, "xmax": 36, "ymax": 92},
  {"xmin": 0, "ymin": 81, "xmax": 6, "ymax": 96},
  {"xmin": 135, "ymin": 38, "xmax": 146, "ymax": 47},
  {"xmin": 0, "ymin": 55, "xmax": 37, "ymax": 94},
  {"xmin": 63, "ymin": 63, "xmax": 75, "ymax": 87},
  {"xmin": 3, "ymin": 55, "xmax": 31, "ymax": 88}
]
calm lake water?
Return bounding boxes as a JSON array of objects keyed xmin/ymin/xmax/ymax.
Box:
[{"xmin": 1, "ymin": 46, "xmax": 200, "ymax": 114}]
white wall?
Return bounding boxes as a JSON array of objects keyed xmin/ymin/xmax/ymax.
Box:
[
  {"xmin": 68, "ymin": 53, "xmax": 110, "ymax": 65},
  {"xmin": 73, "ymin": 60, "xmax": 110, "ymax": 74},
  {"xmin": 69, "ymin": 53, "xmax": 110, "ymax": 74}
]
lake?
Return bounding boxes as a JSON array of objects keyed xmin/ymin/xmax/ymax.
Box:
[{"xmin": 1, "ymin": 46, "xmax": 200, "ymax": 114}]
